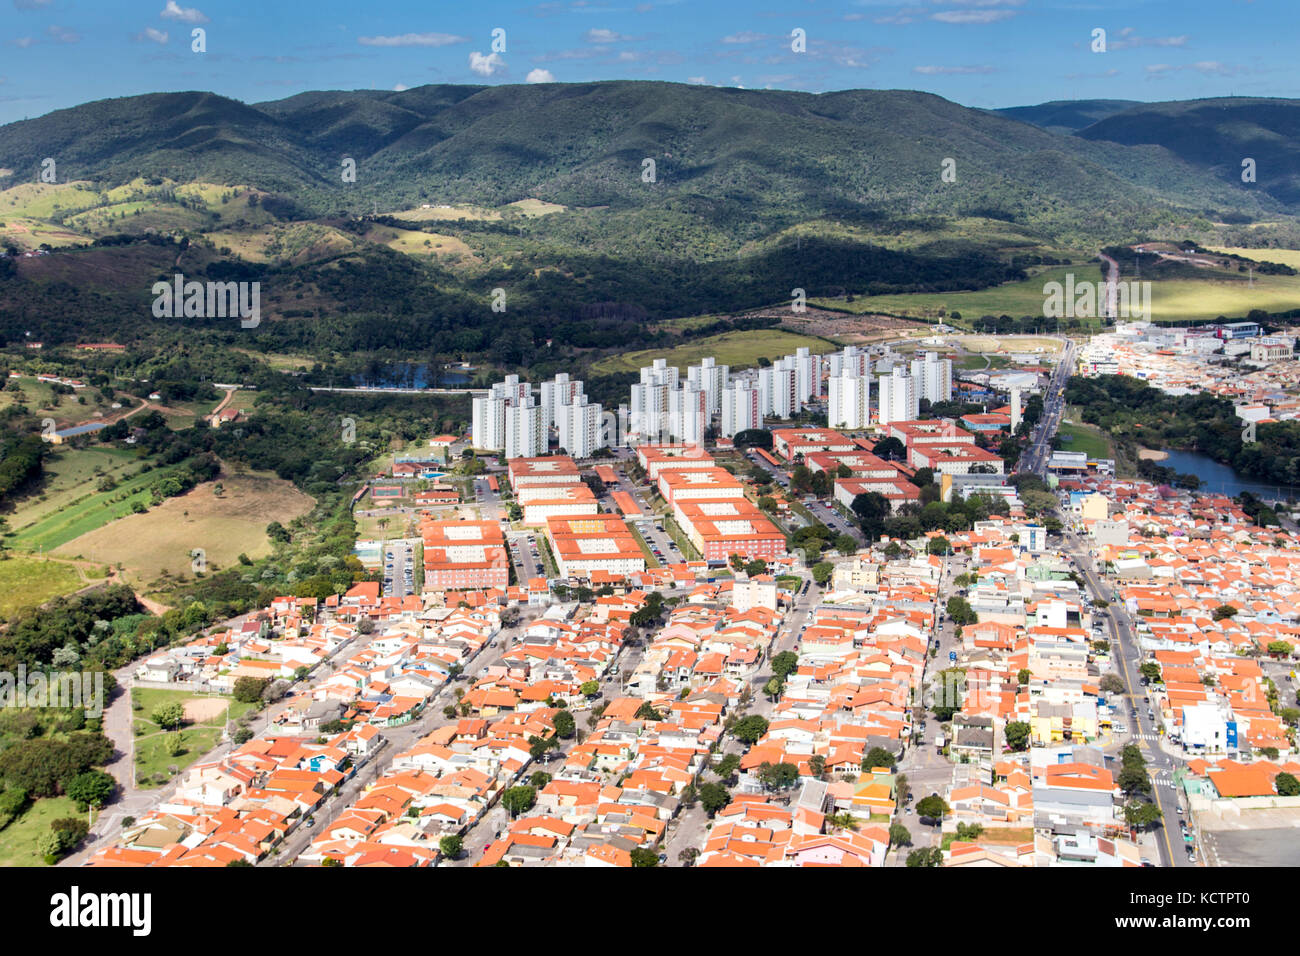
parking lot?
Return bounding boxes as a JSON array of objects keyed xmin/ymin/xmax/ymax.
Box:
[{"xmin": 382, "ymin": 540, "xmax": 416, "ymax": 597}]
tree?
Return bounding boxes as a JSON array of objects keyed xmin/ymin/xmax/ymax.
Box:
[
  {"xmin": 634, "ymin": 701, "xmax": 664, "ymax": 722},
  {"xmin": 894, "ymin": 773, "xmax": 910, "ymax": 806},
  {"xmin": 811, "ymin": 561, "xmax": 834, "ymax": 586},
  {"xmin": 946, "ymin": 596, "xmax": 977, "ymax": 626},
  {"xmin": 757, "ymin": 761, "xmax": 800, "ymax": 791},
  {"xmin": 580, "ymin": 680, "xmax": 600, "ymax": 697},
  {"xmin": 1212, "ymin": 604, "xmax": 1238, "ymax": 621},
  {"xmin": 827, "ymin": 811, "xmax": 859, "ymax": 832},
  {"xmin": 1004, "ymin": 721, "xmax": 1031, "ymax": 752},
  {"xmin": 770, "ymin": 651, "xmax": 799, "ymax": 682},
  {"xmin": 915, "ymin": 795, "xmax": 949, "ymax": 823},
  {"xmin": 888, "ymin": 823, "xmax": 912, "ymax": 848},
  {"xmin": 527, "ymin": 735, "xmax": 559, "ymax": 761},
  {"xmin": 931, "ymin": 668, "xmax": 965, "ymax": 721},
  {"xmin": 553, "ymin": 710, "xmax": 575, "ymax": 739},
  {"xmin": 1122, "ymin": 800, "xmax": 1163, "ymax": 830},
  {"xmin": 501, "ymin": 785, "xmax": 536, "ymax": 816},
  {"xmin": 834, "ymin": 533, "xmax": 858, "ymax": 556},
  {"xmin": 927, "ymin": 536, "xmax": 952, "ymax": 556},
  {"xmin": 1139, "ymin": 662, "xmax": 1163, "ymax": 684},
  {"xmin": 698, "ymin": 781, "xmax": 731, "ymax": 817},
  {"xmin": 732, "ymin": 714, "xmax": 770, "ymax": 745},
  {"xmin": 1118, "ymin": 764, "xmax": 1151, "ymax": 796},
  {"xmin": 529, "ymin": 771, "xmax": 552, "ymax": 789},
  {"xmin": 232, "ymin": 676, "xmax": 270, "ymax": 703},
  {"xmin": 808, "ymin": 754, "xmax": 826, "ymax": 779},
  {"xmin": 439, "ymin": 834, "xmax": 464, "ymax": 859},
  {"xmin": 874, "ymin": 437, "xmax": 905, "ymax": 461},
  {"xmin": 712, "ymin": 753, "xmax": 741, "ymax": 784},
  {"xmin": 906, "ymin": 847, "xmax": 943, "ymax": 867},
  {"xmin": 1017, "ymin": 668, "xmax": 1031, "ymax": 686},
  {"xmin": 65, "ymin": 770, "xmax": 115, "ymax": 811},
  {"xmin": 630, "ymin": 847, "xmax": 658, "ymax": 867},
  {"xmin": 861, "ymin": 747, "xmax": 896, "ymax": 771},
  {"xmin": 152, "ymin": 702, "xmax": 185, "ymax": 730},
  {"xmin": 1100, "ymin": 673, "xmax": 1126, "ymax": 695},
  {"xmin": 37, "ymin": 829, "xmax": 64, "ymax": 864},
  {"xmin": 1276, "ymin": 772, "xmax": 1300, "ymax": 796},
  {"xmin": 678, "ymin": 847, "xmax": 700, "ymax": 867}
]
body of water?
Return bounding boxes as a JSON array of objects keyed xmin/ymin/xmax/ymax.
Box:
[
  {"xmin": 353, "ymin": 363, "xmax": 472, "ymax": 388},
  {"xmin": 1159, "ymin": 449, "xmax": 1298, "ymax": 503}
]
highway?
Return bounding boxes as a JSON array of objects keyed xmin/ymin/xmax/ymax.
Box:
[{"xmin": 1015, "ymin": 337, "xmax": 1076, "ymax": 477}]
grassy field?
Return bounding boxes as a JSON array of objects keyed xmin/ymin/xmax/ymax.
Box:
[
  {"xmin": 131, "ymin": 687, "xmax": 259, "ymax": 788},
  {"xmin": 1056, "ymin": 422, "xmax": 1112, "ymax": 459},
  {"xmin": 361, "ymin": 223, "xmax": 477, "ymax": 263},
  {"xmin": 5, "ymin": 447, "xmax": 189, "ymax": 554},
  {"xmin": 0, "ymin": 795, "xmax": 88, "ymax": 867},
  {"xmin": 1208, "ymin": 247, "xmax": 1300, "ymax": 270},
  {"xmin": 386, "ymin": 203, "xmax": 503, "ymax": 222},
  {"xmin": 813, "ymin": 261, "xmax": 1300, "ymax": 325},
  {"xmin": 505, "ymin": 199, "xmax": 567, "ymax": 216},
  {"xmin": 57, "ymin": 473, "xmax": 314, "ymax": 584},
  {"xmin": 0, "ymin": 556, "xmax": 86, "ymax": 618},
  {"xmin": 591, "ymin": 329, "xmax": 835, "ymax": 375}
]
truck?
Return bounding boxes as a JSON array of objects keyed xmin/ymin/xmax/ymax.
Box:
[{"xmin": 934, "ymin": 733, "xmax": 945, "ymax": 753}]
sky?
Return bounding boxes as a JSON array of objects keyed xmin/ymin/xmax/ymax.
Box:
[{"xmin": 0, "ymin": 0, "xmax": 1291, "ymax": 125}]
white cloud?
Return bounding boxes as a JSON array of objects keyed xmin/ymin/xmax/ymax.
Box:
[
  {"xmin": 687, "ymin": 75, "xmax": 706, "ymax": 84},
  {"xmin": 1111, "ymin": 31, "xmax": 1189, "ymax": 51},
  {"xmin": 13, "ymin": 0, "xmax": 52, "ymax": 8},
  {"xmin": 526, "ymin": 68, "xmax": 555, "ymax": 83},
  {"xmin": 137, "ymin": 27, "xmax": 169, "ymax": 44},
  {"xmin": 12, "ymin": 37, "xmax": 34, "ymax": 48},
  {"xmin": 160, "ymin": 1, "xmax": 209, "ymax": 24},
  {"xmin": 722, "ymin": 31, "xmax": 766, "ymax": 44},
  {"xmin": 393, "ymin": 83, "xmax": 409, "ymax": 91},
  {"xmin": 931, "ymin": 9, "xmax": 1016, "ymax": 23},
  {"xmin": 358, "ymin": 32, "xmax": 467, "ymax": 47},
  {"xmin": 46, "ymin": 25, "xmax": 80, "ymax": 43},
  {"xmin": 914, "ymin": 64, "xmax": 995, "ymax": 74},
  {"xmin": 468, "ymin": 51, "xmax": 506, "ymax": 76},
  {"xmin": 584, "ymin": 28, "xmax": 627, "ymax": 43}
]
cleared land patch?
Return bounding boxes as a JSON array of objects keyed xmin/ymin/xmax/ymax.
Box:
[
  {"xmin": 591, "ymin": 329, "xmax": 834, "ymax": 375},
  {"xmin": 56, "ymin": 473, "xmax": 314, "ymax": 584}
]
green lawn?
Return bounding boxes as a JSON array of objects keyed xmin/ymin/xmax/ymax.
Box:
[
  {"xmin": 131, "ymin": 688, "xmax": 259, "ymax": 788},
  {"xmin": 0, "ymin": 796, "xmax": 88, "ymax": 867},
  {"xmin": 590, "ymin": 330, "xmax": 835, "ymax": 375},
  {"xmin": 1056, "ymin": 422, "xmax": 1112, "ymax": 459},
  {"xmin": 0, "ymin": 556, "xmax": 85, "ymax": 618}
]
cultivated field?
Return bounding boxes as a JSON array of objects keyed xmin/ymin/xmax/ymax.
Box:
[
  {"xmin": 591, "ymin": 329, "xmax": 835, "ymax": 375},
  {"xmin": 1207, "ymin": 247, "xmax": 1300, "ymax": 271}
]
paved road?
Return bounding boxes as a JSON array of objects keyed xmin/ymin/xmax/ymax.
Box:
[
  {"xmin": 1015, "ymin": 337, "xmax": 1075, "ymax": 477},
  {"xmin": 1066, "ymin": 531, "xmax": 1188, "ymax": 867}
]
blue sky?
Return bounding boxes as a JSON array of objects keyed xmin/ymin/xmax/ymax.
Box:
[{"xmin": 0, "ymin": 0, "xmax": 1289, "ymax": 124}]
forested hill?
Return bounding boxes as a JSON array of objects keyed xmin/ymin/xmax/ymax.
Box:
[{"xmin": 0, "ymin": 82, "xmax": 1292, "ymax": 247}]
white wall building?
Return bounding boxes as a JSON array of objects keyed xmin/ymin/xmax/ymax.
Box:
[
  {"xmin": 910, "ymin": 351, "xmax": 953, "ymax": 404},
  {"xmin": 505, "ymin": 403, "xmax": 547, "ymax": 459},
  {"xmin": 828, "ymin": 372, "xmax": 871, "ymax": 430},
  {"xmin": 877, "ymin": 367, "xmax": 918, "ymax": 426},
  {"xmin": 720, "ymin": 382, "xmax": 763, "ymax": 437},
  {"xmin": 471, "ymin": 395, "xmax": 507, "ymax": 451},
  {"xmin": 557, "ymin": 401, "xmax": 605, "ymax": 459}
]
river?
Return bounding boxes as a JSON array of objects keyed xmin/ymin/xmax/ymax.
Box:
[{"xmin": 1158, "ymin": 449, "xmax": 1298, "ymax": 502}]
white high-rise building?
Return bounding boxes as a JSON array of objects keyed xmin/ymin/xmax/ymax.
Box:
[
  {"xmin": 828, "ymin": 372, "xmax": 871, "ymax": 430},
  {"xmin": 910, "ymin": 351, "xmax": 953, "ymax": 405},
  {"xmin": 759, "ymin": 364, "xmax": 796, "ymax": 419},
  {"xmin": 828, "ymin": 345, "xmax": 871, "ymax": 380},
  {"xmin": 472, "ymin": 395, "xmax": 507, "ymax": 451},
  {"xmin": 794, "ymin": 347, "xmax": 821, "ymax": 405},
  {"xmin": 721, "ymin": 382, "xmax": 763, "ymax": 437},
  {"xmin": 540, "ymin": 373, "xmax": 585, "ymax": 427},
  {"xmin": 688, "ymin": 357, "xmax": 730, "ymax": 416},
  {"xmin": 558, "ymin": 402, "xmax": 604, "ymax": 459},
  {"xmin": 671, "ymin": 384, "xmax": 709, "ymax": 447},
  {"xmin": 639, "ymin": 358, "xmax": 679, "ymax": 389},
  {"xmin": 491, "ymin": 374, "xmax": 531, "ymax": 406},
  {"xmin": 877, "ymin": 367, "xmax": 918, "ymax": 427},
  {"xmin": 629, "ymin": 382, "xmax": 671, "ymax": 442},
  {"xmin": 504, "ymin": 402, "xmax": 547, "ymax": 459}
]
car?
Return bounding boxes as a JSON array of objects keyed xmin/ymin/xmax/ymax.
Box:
[{"xmin": 1176, "ymin": 805, "xmax": 1183, "ymax": 815}]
